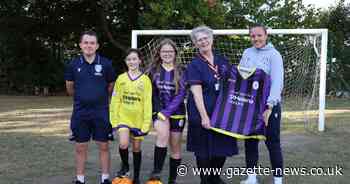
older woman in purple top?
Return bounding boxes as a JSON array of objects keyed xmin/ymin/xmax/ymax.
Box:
[
  {"xmin": 186, "ymin": 26, "xmax": 238, "ymax": 184},
  {"xmin": 147, "ymin": 38, "xmax": 187, "ymax": 184}
]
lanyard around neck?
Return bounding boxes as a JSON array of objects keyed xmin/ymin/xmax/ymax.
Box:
[{"xmin": 197, "ymin": 53, "xmax": 219, "ymax": 79}]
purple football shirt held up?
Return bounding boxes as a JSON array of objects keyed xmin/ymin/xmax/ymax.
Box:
[{"xmin": 210, "ymin": 65, "xmax": 271, "ymax": 140}]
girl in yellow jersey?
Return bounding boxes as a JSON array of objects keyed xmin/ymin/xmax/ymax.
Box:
[{"xmin": 110, "ymin": 48, "xmax": 152, "ymax": 184}]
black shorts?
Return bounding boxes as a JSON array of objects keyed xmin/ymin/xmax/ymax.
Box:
[
  {"xmin": 169, "ymin": 118, "xmax": 186, "ymax": 132},
  {"xmin": 70, "ymin": 109, "xmax": 113, "ymax": 142},
  {"xmin": 153, "ymin": 113, "xmax": 186, "ymax": 132}
]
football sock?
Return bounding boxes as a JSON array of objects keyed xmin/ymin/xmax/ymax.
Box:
[
  {"xmin": 133, "ymin": 151, "xmax": 142, "ymax": 179},
  {"xmin": 119, "ymin": 147, "xmax": 129, "ymax": 169},
  {"xmin": 169, "ymin": 157, "xmax": 181, "ymax": 182},
  {"xmin": 153, "ymin": 145, "xmax": 167, "ymax": 173}
]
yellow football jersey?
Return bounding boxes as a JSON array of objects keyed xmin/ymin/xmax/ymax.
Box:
[{"xmin": 110, "ymin": 72, "xmax": 152, "ymax": 134}]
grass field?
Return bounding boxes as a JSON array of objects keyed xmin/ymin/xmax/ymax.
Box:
[{"xmin": 0, "ymin": 95, "xmax": 349, "ymax": 184}]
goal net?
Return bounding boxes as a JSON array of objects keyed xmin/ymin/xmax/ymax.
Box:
[{"xmin": 132, "ymin": 29, "xmax": 328, "ymax": 132}]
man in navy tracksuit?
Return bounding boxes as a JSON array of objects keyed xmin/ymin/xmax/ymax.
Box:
[{"xmin": 64, "ymin": 31, "xmax": 115, "ymax": 184}]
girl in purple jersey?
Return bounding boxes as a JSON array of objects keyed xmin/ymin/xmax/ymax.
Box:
[
  {"xmin": 146, "ymin": 38, "xmax": 187, "ymax": 184},
  {"xmin": 239, "ymin": 24, "xmax": 284, "ymax": 184}
]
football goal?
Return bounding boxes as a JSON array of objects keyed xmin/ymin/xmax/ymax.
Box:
[{"xmin": 131, "ymin": 29, "xmax": 328, "ymax": 132}]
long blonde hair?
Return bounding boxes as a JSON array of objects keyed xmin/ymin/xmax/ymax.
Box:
[{"xmin": 147, "ymin": 38, "xmax": 182, "ymax": 94}]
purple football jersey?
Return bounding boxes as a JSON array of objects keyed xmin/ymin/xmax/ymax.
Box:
[
  {"xmin": 210, "ymin": 66, "xmax": 271, "ymax": 140},
  {"xmin": 150, "ymin": 66, "xmax": 186, "ymax": 118}
]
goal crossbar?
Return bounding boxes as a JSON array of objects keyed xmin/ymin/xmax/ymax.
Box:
[{"xmin": 131, "ymin": 29, "xmax": 328, "ymax": 132}]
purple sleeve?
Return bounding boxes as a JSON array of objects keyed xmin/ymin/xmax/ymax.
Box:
[
  {"xmin": 151, "ymin": 72, "xmax": 161, "ymax": 114},
  {"xmin": 186, "ymin": 60, "xmax": 202, "ymax": 85},
  {"xmin": 160, "ymin": 73, "xmax": 187, "ymax": 118},
  {"xmin": 219, "ymin": 60, "xmax": 231, "ymax": 80}
]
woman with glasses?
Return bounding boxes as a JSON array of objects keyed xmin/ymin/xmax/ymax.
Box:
[{"xmin": 186, "ymin": 26, "xmax": 238, "ymax": 184}]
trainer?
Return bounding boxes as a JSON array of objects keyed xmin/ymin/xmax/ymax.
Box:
[{"xmin": 64, "ymin": 30, "xmax": 116, "ymax": 184}]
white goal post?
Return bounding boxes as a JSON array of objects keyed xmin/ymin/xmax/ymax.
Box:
[{"xmin": 131, "ymin": 29, "xmax": 328, "ymax": 132}]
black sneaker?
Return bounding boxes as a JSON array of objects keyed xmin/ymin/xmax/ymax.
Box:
[
  {"xmin": 132, "ymin": 178, "xmax": 140, "ymax": 184},
  {"xmin": 116, "ymin": 165, "xmax": 130, "ymax": 177},
  {"xmin": 148, "ymin": 171, "xmax": 161, "ymax": 181},
  {"xmin": 73, "ymin": 180, "xmax": 85, "ymax": 184},
  {"xmin": 101, "ymin": 179, "xmax": 111, "ymax": 184}
]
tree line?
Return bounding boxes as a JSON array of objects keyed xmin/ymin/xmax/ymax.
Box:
[{"xmin": 0, "ymin": 0, "xmax": 349, "ymax": 95}]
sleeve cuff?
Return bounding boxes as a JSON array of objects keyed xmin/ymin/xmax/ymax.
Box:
[
  {"xmin": 141, "ymin": 125, "xmax": 150, "ymax": 135},
  {"xmin": 267, "ymin": 99, "xmax": 278, "ymax": 106},
  {"xmin": 157, "ymin": 112, "xmax": 167, "ymax": 121}
]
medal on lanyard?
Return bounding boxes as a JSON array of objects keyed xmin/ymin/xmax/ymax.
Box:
[
  {"xmin": 210, "ymin": 63, "xmax": 220, "ymax": 91},
  {"xmin": 214, "ymin": 74, "xmax": 220, "ymax": 91}
]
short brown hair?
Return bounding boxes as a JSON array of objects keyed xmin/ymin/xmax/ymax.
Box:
[
  {"xmin": 80, "ymin": 30, "xmax": 98, "ymax": 43},
  {"xmin": 125, "ymin": 48, "xmax": 144, "ymax": 63}
]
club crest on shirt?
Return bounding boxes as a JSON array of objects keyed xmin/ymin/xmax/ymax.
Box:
[
  {"xmin": 94, "ymin": 64, "xmax": 103, "ymax": 76},
  {"xmin": 252, "ymin": 81, "xmax": 259, "ymax": 90}
]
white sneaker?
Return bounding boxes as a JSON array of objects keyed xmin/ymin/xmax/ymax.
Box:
[
  {"xmin": 240, "ymin": 178, "xmax": 259, "ymax": 184},
  {"xmin": 273, "ymin": 176, "xmax": 282, "ymax": 184}
]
